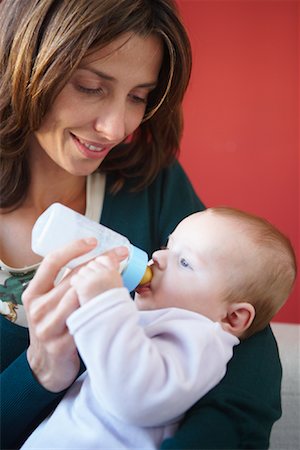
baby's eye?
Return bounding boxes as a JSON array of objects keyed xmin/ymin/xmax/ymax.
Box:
[{"xmin": 179, "ymin": 257, "xmax": 191, "ymax": 269}]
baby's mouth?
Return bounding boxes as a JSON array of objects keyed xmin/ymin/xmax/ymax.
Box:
[{"xmin": 135, "ymin": 283, "xmax": 151, "ymax": 296}]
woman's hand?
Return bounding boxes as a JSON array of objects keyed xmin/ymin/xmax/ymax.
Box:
[{"xmin": 22, "ymin": 238, "xmax": 98, "ymax": 393}]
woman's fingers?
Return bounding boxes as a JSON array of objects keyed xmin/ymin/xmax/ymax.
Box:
[
  {"xmin": 52, "ymin": 287, "xmax": 80, "ymax": 334},
  {"xmin": 24, "ymin": 237, "xmax": 97, "ymax": 298},
  {"xmin": 28, "ymin": 285, "xmax": 79, "ymax": 338},
  {"xmin": 24, "ymin": 278, "xmax": 71, "ymax": 325}
]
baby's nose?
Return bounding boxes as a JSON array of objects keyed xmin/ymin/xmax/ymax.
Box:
[{"xmin": 152, "ymin": 250, "xmax": 167, "ymax": 270}]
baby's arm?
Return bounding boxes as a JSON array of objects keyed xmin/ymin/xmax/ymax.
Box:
[
  {"xmin": 66, "ymin": 291, "xmax": 239, "ymax": 427},
  {"xmin": 70, "ymin": 249, "xmax": 127, "ymax": 304}
]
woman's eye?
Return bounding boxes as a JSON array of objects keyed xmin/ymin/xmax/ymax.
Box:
[
  {"xmin": 77, "ymin": 85, "xmax": 104, "ymax": 95},
  {"xmin": 129, "ymin": 94, "xmax": 147, "ymax": 104}
]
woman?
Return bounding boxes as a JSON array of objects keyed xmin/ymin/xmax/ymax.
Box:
[{"xmin": 0, "ymin": 0, "xmax": 281, "ymax": 449}]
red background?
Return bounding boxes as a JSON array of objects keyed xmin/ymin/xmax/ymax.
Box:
[{"xmin": 177, "ymin": 0, "xmax": 299, "ymax": 323}]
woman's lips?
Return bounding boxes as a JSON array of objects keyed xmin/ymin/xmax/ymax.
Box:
[{"xmin": 71, "ymin": 133, "xmax": 112, "ymax": 160}]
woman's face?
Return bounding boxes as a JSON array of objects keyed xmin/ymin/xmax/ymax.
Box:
[{"xmin": 30, "ymin": 33, "xmax": 163, "ymax": 176}]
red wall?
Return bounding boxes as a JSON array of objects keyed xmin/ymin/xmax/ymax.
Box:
[{"xmin": 177, "ymin": 0, "xmax": 299, "ymax": 323}]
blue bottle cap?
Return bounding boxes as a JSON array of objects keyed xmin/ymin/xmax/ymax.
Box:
[{"xmin": 122, "ymin": 245, "xmax": 149, "ymax": 292}]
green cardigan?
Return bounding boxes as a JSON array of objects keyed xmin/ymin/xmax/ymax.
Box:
[{"xmin": 0, "ymin": 161, "xmax": 281, "ymax": 449}]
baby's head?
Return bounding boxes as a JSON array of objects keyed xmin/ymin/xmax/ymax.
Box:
[
  {"xmin": 206, "ymin": 207, "xmax": 296, "ymax": 338},
  {"xmin": 135, "ymin": 207, "xmax": 297, "ymax": 339}
]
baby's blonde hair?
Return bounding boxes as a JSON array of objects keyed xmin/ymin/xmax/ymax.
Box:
[{"xmin": 208, "ymin": 207, "xmax": 297, "ymax": 338}]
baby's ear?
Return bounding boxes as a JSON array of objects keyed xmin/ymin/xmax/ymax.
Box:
[{"xmin": 221, "ymin": 302, "xmax": 255, "ymax": 337}]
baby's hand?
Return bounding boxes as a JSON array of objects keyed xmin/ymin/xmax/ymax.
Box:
[{"xmin": 70, "ymin": 247, "xmax": 128, "ymax": 305}]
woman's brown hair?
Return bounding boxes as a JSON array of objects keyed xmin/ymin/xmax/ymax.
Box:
[{"xmin": 0, "ymin": 0, "xmax": 192, "ymax": 208}]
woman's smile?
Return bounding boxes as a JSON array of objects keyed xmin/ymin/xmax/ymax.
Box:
[{"xmin": 71, "ymin": 133, "xmax": 113, "ymax": 160}]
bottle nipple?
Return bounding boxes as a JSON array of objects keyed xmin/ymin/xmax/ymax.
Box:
[{"xmin": 138, "ymin": 266, "xmax": 153, "ymax": 286}]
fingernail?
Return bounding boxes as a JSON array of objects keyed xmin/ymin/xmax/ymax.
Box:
[
  {"xmin": 84, "ymin": 237, "xmax": 98, "ymax": 246},
  {"xmin": 114, "ymin": 246, "xmax": 129, "ymax": 256}
]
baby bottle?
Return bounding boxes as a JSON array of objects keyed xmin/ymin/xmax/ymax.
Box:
[{"xmin": 31, "ymin": 203, "xmax": 152, "ymax": 292}]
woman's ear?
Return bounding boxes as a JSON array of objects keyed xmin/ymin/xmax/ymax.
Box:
[{"xmin": 221, "ymin": 302, "xmax": 255, "ymax": 337}]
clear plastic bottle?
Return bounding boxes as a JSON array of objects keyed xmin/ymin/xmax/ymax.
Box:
[{"xmin": 31, "ymin": 203, "xmax": 152, "ymax": 292}]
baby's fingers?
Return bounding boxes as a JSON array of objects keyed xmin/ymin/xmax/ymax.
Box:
[{"xmin": 95, "ymin": 246, "xmax": 129, "ymax": 270}]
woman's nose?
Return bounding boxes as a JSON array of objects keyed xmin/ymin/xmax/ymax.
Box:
[
  {"xmin": 152, "ymin": 250, "xmax": 168, "ymax": 270},
  {"xmin": 93, "ymin": 101, "xmax": 126, "ymax": 143}
]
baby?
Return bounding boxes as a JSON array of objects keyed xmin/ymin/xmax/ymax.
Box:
[{"xmin": 22, "ymin": 207, "xmax": 296, "ymax": 449}]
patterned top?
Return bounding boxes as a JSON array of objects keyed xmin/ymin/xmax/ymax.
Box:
[{"xmin": 0, "ymin": 173, "xmax": 105, "ymax": 327}]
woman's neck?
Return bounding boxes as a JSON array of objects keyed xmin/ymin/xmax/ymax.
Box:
[
  {"xmin": 26, "ymin": 150, "xmax": 87, "ymax": 215},
  {"xmin": 27, "ymin": 175, "xmax": 86, "ymax": 215}
]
